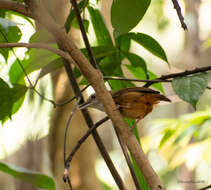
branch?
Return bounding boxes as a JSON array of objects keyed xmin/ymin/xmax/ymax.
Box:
[
  {"xmin": 144, "ymin": 66, "xmax": 211, "ymax": 87},
  {"xmin": 171, "ymin": 0, "xmax": 187, "ymax": 30},
  {"xmin": 104, "ymin": 76, "xmax": 171, "ymax": 83},
  {"xmin": 27, "ymin": 1, "xmax": 165, "ymax": 189},
  {"xmin": 0, "ymin": 42, "xmax": 73, "ymax": 63},
  {"xmin": 58, "ymin": 47, "xmax": 126, "ymax": 190},
  {"xmin": 0, "ymin": 0, "xmax": 33, "ymax": 18},
  {"xmin": 198, "ymin": 184, "xmax": 211, "ymax": 190},
  {"xmin": 64, "ymin": 116, "xmax": 110, "ymax": 168},
  {"xmin": 70, "ymin": 0, "xmax": 99, "ymax": 69},
  {"xmin": 64, "ymin": 97, "xmax": 81, "ymax": 163},
  {"xmin": 63, "ymin": 116, "xmax": 109, "ymax": 190}
]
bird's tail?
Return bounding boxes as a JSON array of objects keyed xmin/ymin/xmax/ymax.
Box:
[{"xmin": 158, "ymin": 94, "xmax": 171, "ymax": 102}]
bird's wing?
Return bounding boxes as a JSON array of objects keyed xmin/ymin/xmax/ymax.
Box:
[{"xmin": 112, "ymin": 87, "xmax": 160, "ymax": 98}]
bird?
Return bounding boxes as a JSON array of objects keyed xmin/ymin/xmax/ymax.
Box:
[{"xmin": 80, "ymin": 87, "xmax": 171, "ymax": 127}]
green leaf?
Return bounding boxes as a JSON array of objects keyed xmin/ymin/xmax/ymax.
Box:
[
  {"xmin": 174, "ymin": 125, "xmax": 197, "ymax": 144},
  {"xmin": 111, "ymin": 0, "xmax": 151, "ymax": 36},
  {"xmin": 9, "ymin": 48, "xmax": 59, "ymax": 84},
  {"xmin": 202, "ymin": 37, "xmax": 211, "ymax": 48},
  {"xmin": 0, "ymin": 78, "xmax": 13, "ymax": 120},
  {"xmin": 116, "ymin": 34, "xmax": 131, "ymax": 52},
  {"xmin": 0, "ymin": 162, "xmax": 55, "ymax": 190},
  {"xmin": 35, "ymin": 58, "xmax": 64, "ymax": 83},
  {"xmin": 197, "ymin": 119, "xmax": 211, "ymax": 140},
  {"xmin": 81, "ymin": 45, "xmax": 117, "ymax": 60},
  {"xmin": 172, "ymin": 73, "xmax": 208, "ymax": 109},
  {"xmin": 0, "ymin": 17, "xmax": 19, "ymax": 30},
  {"xmin": 79, "ymin": 76, "xmax": 89, "ymax": 85},
  {"xmin": 99, "ymin": 56, "xmax": 119, "ymax": 76},
  {"xmin": 125, "ymin": 118, "xmax": 149, "ymax": 190},
  {"xmin": 64, "ymin": 0, "xmax": 87, "ymax": 32},
  {"xmin": 87, "ymin": 6, "xmax": 113, "ymax": 46},
  {"xmin": 7, "ymin": 11, "xmax": 35, "ymax": 28},
  {"xmin": 72, "ymin": 18, "xmax": 89, "ymax": 32},
  {"xmin": 81, "ymin": 45, "xmax": 119, "ymax": 76},
  {"xmin": 128, "ymin": 32, "xmax": 168, "ymax": 63},
  {"xmin": 0, "ymin": 19, "xmax": 22, "ymax": 61},
  {"xmin": 0, "ymin": 10, "xmax": 6, "ymax": 17},
  {"xmin": 122, "ymin": 51, "xmax": 147, "ymax": 77},
  {"xmin": 159, "ymin": 129, "xmax": 175, "ymax": 148},
  {"xmin": 0, "ymin": 78, "xmax": 27, "ymax": 122},
  {"xmin": 30, "ymin": 29, "xmax": 53, "ymax": 43},
  {"xmin": 131, "ymin": 157, "xmax": 150, "ymax": 190},
  {"xmin": 73, "ymin": 67, "xmax": 82, "ymax": 78},
  {"xmin": 109, "ymin": 79, "xmax": 134, "ymax": 91},
  {"xmin": 125, "ymin": 64, "xmax": 164, "ymax": 92},
  {"xmin": 101, "ymin": 182, "xmax": 114, "ymax": 190}
]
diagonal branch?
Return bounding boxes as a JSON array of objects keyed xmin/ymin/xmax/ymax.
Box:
[
  {"xmin": 0, "ymin": 0, "xmax": 33, "ymax": 18},
  {"xmin": 171, "ymin": 0, "xmax": 187, "ymax": 30},
  {"xmin": 13, "ymin": 1, "xmax": 166, "ymax": 189},
  {"xmin": 70, "ymin": 0, "xmax": 99, "ymax": 69}
]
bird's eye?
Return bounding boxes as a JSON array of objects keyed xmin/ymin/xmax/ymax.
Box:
[{"xmin": 91, "ymin": 94, "xmax": 96, "ymax": 99}]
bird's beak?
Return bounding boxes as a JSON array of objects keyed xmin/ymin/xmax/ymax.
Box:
[{"xmin": 79, "ymin": 100, "xmax": 92, "ymax": 110}]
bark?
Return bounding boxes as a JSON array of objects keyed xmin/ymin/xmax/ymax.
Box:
[{"xmin": 46, "ymin": 1, "xmax": 101, "ymax": 190}]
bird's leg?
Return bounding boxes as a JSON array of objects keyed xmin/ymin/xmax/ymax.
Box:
[{"xmin": 131, "ymin": 117, "xmax": 143, "ymax": 129}]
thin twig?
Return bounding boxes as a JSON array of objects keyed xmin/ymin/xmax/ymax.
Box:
[
  {"xmin": 0, "ymin": 30, "xmax": 83, "ymax": 108},
  {"xmin": 56, "ymin": 84, "xmax": 90, "ymax": 106},
  {"xmin": 104, "ymin": 76, "xmax": 171, "ymax": 83},
  {"xmin": 171, "ymin": 0, "xmax": 188, "ymax": 30},
  {"xmin": 64, "ymin": 116, "xmax": 109, "ymax": 169},
  {"xmin": 63, "ymin": 116, "xmax": 109, "ymax": 190},
  {"xmin": 66, "ymin": 175, "xmax": 73, "ymax": 190},
  {"xmin": 0, "ymin": 0, "xmax": 33, "ymax": 18},
  {"xmin": 30, "ymin": 84, "xmax": 89, "ymax": 108},
  {"xmin": 64, "ymin": 97, "xmax": 81, "ymax": 163},
  {"xmin": 0, "ymin": 31, "xmax": 89, "ymax": 108},
  {"xmin": 144, "ymin": 66, "xmax": 211, "ymax": 87},
  {"xmin": 63, "ymin": 169, "xmax": 73, "ymax": 190},
  {"xmin": 198, "ymin": 184, "xmax": 211, "ymax": 190},
  {"xmin": 70, "ymin": 0, "xmax": 99, "ymax": 70}
]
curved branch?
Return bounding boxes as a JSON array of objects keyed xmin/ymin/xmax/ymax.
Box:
[
  {"xmin": 0, "ymin": 42, "xmax": 74, "ymax": 63},
  {"xmin": 0, "ymin": 0, "xmax": 33, "ymax": 18}
]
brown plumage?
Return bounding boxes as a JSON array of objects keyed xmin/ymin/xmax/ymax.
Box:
[
  {"xmin": 80, "ymin": 87, "xmax": 171, "ymax": 124},
  {"xmin": 112, "ymin": 87, "xmax": 170, "ymax": 119}
]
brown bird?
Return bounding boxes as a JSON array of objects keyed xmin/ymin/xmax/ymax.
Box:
[{"xmin": 80, "ymin": 87, "xmax": 171, "ymax": 126}]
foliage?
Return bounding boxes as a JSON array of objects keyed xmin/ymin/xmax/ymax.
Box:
[
  {"xmin": 0, "ymin": 1, "xmax": 169, "ymax": 123},
  {"xmin": 142, "ymin": 107, "xmax": 211, "ymax": 170},
  {"xmin": 0, "ymin": 162, "xmax": 55, "ymax": 190},
  {"xmin": 172, "ymin": 73, "xmax": 209, "ymax": 109},
  {"xmin": 0, "ymin": 0, "xmax": 210, "ymax": 189}
]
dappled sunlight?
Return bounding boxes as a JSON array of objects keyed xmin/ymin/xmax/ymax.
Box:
[{"xmin": 0, "ymin": 75, "xmax": 53, "ymax": 159}]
